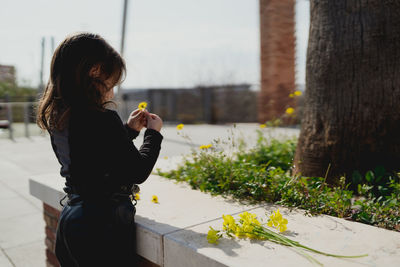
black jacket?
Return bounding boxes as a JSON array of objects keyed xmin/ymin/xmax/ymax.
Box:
[{"xmin": 50, "ymin": 107, "xmax": 163, "ymax": 197}]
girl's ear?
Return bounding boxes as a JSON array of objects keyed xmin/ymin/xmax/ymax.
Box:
[{"xmin": 89, "ymin": 64, "xmax": 101, "ymax": 78}]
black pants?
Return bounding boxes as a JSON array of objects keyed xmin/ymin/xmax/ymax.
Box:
[{"xmin": 55, "ymin": 194, "xmax": 137, "ymax": 267}]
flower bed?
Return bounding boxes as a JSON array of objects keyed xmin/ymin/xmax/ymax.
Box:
[{"xmin": 157, "ymin": 128, "xmax": 400, "ymax": 232}]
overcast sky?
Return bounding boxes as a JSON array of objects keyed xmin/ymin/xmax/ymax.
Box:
[{"xmin": 0, "ymin": 0, "xmax": 309, "ymax": 89}]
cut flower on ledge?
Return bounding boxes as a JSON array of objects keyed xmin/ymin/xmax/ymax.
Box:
[
  {"xmin": 207, "ymin": 227, "xmax": 222, "ymax": 244},
  {"xmin": 176, "ymin": 124, "xmax": 184, "ymax": 130},
  {"xmin": 267, "ymin": 209, "xmax": 288, "ymax": 233},
  {"xmin": 151, "ymin": 195, "xmax": 159, "ymax": 203},
  {"xmin": 208, "ymin": 211, "xmax": 368, "ymax": 266}
]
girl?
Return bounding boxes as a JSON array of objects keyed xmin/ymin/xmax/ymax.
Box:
[{"xmin": 37, "ymin": 32, "xmax": 163, "ymax": 266}]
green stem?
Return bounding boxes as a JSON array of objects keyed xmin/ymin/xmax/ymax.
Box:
[{"xmin": 252, "ymin": 224, "xmax": 368, "ymax": 258}]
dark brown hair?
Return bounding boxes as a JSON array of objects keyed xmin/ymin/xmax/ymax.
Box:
[{"xmin": 36, "ymin": 32, "xmax": 126, "ymax": 131}]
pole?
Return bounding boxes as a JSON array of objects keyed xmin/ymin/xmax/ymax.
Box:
[
  {"xmin": 5, "ymin": 94, "xmax": 13, "ymax": 141},
  {"xmin": 39, "ymin": 37, "xmax": 45, "ymax": 95},
  {"xmin": 117, "ymin": 0, "xmax": 129, "ymax": 102},
  {"xmin": 51, "ymin": 36, "xmax": 55, "ymax": 54}
]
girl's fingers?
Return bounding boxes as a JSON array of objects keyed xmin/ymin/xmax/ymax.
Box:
[{"xmin": 131, "ymin": 109, "xmax": 141, "ymax": 116}]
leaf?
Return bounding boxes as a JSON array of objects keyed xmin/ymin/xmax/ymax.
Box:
[
  {"xmin": 374, "ymin": 165, "xmax": 386, "ymax": 177},
  {"xmin": 352, "ymin": 171, "xmax": 362, "ymax": 184},
  {"xmin": 365, "ymin": 171, "xmax": 375, "ymax": 183}
]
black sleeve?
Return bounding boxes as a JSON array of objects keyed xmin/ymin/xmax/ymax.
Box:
[
  {"xmin": 124, "ymin": 123, "xmax": 140, "ymax": 140},
  {"xmin": 103, "ymin": 110, "xmax": 163, "ymax": 186}
]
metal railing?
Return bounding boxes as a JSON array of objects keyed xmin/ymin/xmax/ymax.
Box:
[{"xmin": 0, "ymin": 102, "xmax": 38, "ymax": 140}]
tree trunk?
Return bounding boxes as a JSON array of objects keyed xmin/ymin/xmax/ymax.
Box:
[{"xmin": 294, "ymin": 0, "xmax": 400, "ymax": 183}]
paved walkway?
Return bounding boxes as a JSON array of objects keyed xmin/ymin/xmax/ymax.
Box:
[{"xmin": 0, "ymin": 123, "xmax": 299, "ymax": 266}]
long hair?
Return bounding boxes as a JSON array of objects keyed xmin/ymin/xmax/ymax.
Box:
[{"xmin": 36, "ymin": 32, "xmax": 126, "ymax": 132}]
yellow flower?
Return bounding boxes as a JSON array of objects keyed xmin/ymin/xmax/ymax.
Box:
[
  {"xmin": 199, "ymin": 144, "xmax": 212, "ymax": 150},
  {"xmin": 267, "ymin": 209, "xmax": 288, "ymax": 232},
  {"xmin": 289, "ymin": 93, "xmax": 294, "ymax": 98},
  {"xmin": 176, "ymin": 124, "xmax": 184, "ymax": 130},
  {"xmin": 222, "ymin": 214, "xmax": 237, "ymax": 233},
  {"xmin": 151, "ymin": 195, "xmax": 159, "ymax": 203},
  {"xmin": 285, "ymin": 107, "xmax": 295, "ymax": 115},
  {"xmin": 135, "ymin": 193, "xmax": 140, "ymax": 200},
  {"xmin": 259, "ymin": 124, "xmax": 266, "ymax": 128},
  {"xmin": 138, "ymin": 101, "xmax": 147, "ymax": 110},
  {"xmin": 237, "ymin": 212, "xmax": 261, "ymax": 239},
  {"xmin": 207, "ymin": 227, "xmax": 221, "ymax": 244},
  {"xmin": 235, "ymin": 225, "xmax": 246, "ymax": 238},
  {"xmin": 278, "ymin": 223, "xmax": 288, "ymax": 233},
  {"xmin": 294, "ymin": 90, "xmax": 302, "ymax": 96}
]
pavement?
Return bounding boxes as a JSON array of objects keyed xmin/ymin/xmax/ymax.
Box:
[{"xmin": 0, "ymin": 123, "xmax": 299, "ymax": 267}]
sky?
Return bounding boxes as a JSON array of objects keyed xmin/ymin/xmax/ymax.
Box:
[{"xmin": 0, "ymin": 0, "xmax": 309, "ymax": 89}]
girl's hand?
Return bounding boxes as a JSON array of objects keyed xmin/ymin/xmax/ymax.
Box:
[
  {"xmin": 145, "ymin": 111, "xmax": 163, "ymax": 132},
  {"xmin": 127, "ymin": 109, "xmax": 147, "ymax": 131}
]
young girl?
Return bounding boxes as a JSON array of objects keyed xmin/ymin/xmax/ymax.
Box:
[{"xmin": 37, "ymin": 32, "xmax": 163, "ymax": 266}]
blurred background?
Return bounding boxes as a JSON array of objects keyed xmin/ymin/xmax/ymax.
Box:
[{"xmin": 0, "ymin": 0, "xmax": 309, "ymax": 138}]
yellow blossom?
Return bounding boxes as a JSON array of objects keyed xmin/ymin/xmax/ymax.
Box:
[
  {"xmin": 289, "ymin": 93, "xmax": 294, "ymax": 98},
  {"xmin": 199, "ymin": 144, "xmax": 212, "ymax": 150},
  {"xmin": 237, "ymin": 212, "xmax": 261, "ymax": 239},
  {"xmin": 285, "ymin": 107, "xmax": 295, "ymax": 115},
  {"xmin": 135, "ymin": 193, "xmax": 140, "ymax": 200},
  {"xmin": 207, "ymin": 227, "xmax": 221, "ymax": 244},
  {"xmin": 267, "ymin": 209, "xmax": 288, "ymax": 232},
  {"xmin": 278, "ymin": 223, "xmax": 288, "ymax": 233},
  {"xmin": 151, "ymin": 195, "xmax": 159, "ymax": 203},
  {"xmin": 222, "ymin": 214, "xmax": 237, "ymax": 233},
  {"xmin": 259, "ymin": 124, "xmax": 266, "ymax": 128},
  {"xmin": 176, "ymin": 124, "xmax": 184, "ymax": 130},
  {"xmin": 138, "ymin": 101, "xmax": 147, "ymax": 110},
  {"xmin": 235, "ymin": 225, "xmax": 246, "ymax": 238},
  {"xmin": 294, "ymin": 90, "xmax": 302, "ymax": 96}
]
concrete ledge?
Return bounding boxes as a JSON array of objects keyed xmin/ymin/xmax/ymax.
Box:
[{"xmin": 29, "ymin": 173, "xmax": 400, "ymax": 267}]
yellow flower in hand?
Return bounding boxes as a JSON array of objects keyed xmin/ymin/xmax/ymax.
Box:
[
  {"xmin": 138, "ymin": 101, "xmax": 147, "ymax": 110},
  {"xmin": 151, "ymin": 195, "xmax": 159, "ymax": 203},
  {"xmin": 135, "ymin": 193, "xmax": 140, "ymax": 200},
  {"xmin": 285, "ymin": 107, "xmax": 295, "ymax": 115},
  {"xmin": 207, "ymin": 226, "xmax": 221, "ymax": 244},
  {"xmin": 176, "ymin": 124, "xmax": 184, "ymax": 130}
]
